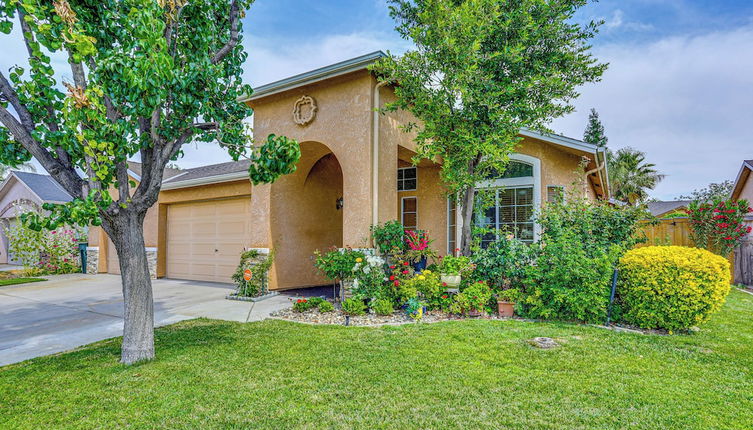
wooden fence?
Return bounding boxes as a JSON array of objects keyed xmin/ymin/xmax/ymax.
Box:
[{"xmin": 637, "ymin": 217, "xmax": 753, "ymax": 286}]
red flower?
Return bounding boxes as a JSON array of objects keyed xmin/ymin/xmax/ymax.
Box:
[
  {"xmin": 442, "ymin": 282, "xmax": 447, "ymax": 287},
  {"xmin": 393, "ymin": 280, "xmax": 400, "ymax": 286},
  {"xmin": 389, "ymin": 275, "xmax": 396, "ymax": 281},
  {"xmin": 297, "ymin": 299, "xmax": 303, "ymax": 303},
  {"xmin": 723, "ymin": 236, "xmax": 733, "ymax": 240},
  {"xmin": 402, "ymin": 270, "xmax": 409, "ymax": 275},
  {"xmin": 442, "ymin": 295, "xmax": 448, "ymax": 299},
  {"xmin": 403, "ymin": 261, "xmax": 409, "ymax": 266},
  {"xmin": 389, "ymin": 265, "xmax": 396, "ymax": 269}
]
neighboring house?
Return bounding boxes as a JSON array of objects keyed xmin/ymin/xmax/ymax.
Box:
[
  {"xmin": 88, "ymin": 51, "xmax": 609, "ymax": 289},
  {"xmin": 647, "ymin": 200, "xmax": 691, "ymax": 218},
  {"xmin": 731, "ymin": 159, "xmax": 753, "ymax": 286},
  {"xmin": 0, "ymin": 171, "xmax": 72, "ymax": 264}
]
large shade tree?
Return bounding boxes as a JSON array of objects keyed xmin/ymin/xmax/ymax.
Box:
[
  {"xmin": 0, "ymin": 0, "xmax": 300, "ymax": 364},
  {"xmin": 373, "ymin": 0, "xmax": 607, "ymax": 254}
]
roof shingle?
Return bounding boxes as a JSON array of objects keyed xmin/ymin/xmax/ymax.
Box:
[{"xmin": 13, "ymin": 171, "xmax": 72, "ymax": 203}]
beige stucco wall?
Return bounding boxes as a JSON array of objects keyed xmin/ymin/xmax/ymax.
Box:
[
  {"xmin": 515, "ymin": 135, "xmax": 597, "ymax": 202},
  {"xmin": 397, "ymin": 161, "xmax": 449, "ymax": 258},
  {"xmin": 738, "ymin": 172, "xmax": 753, "ymax": 203}
]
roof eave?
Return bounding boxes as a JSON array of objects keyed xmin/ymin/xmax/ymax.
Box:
[
  {"xmin": 160, "ymin": 171, "xmax": 250, "ymax": 190},
  {"xmin": 730, "ymin": 161, "xmax": 753, "ymax": 200},
  {"xmin": 238, "ymin": 51, "xmax": 387, "ymax": 102}
]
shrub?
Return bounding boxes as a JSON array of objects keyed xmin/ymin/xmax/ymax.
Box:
[
  {"xmin": 450, "ymin": 281, "xmax": 493, "ymax": 315},
  {"xmin": 401, "ymin": 270, "xmax": 442, "ymax": 304},
  {"xmin": 317, "ymin": 300, "xmax": 334, "ymax": 313},
  {"xmin": 314, "ymin": 247, "xmax": 365, "ymax": 282},
  {"xmin": 308, "ymin": 297, "xmax": 325, "ymax": 307},
  {"xmin": 342, "ymin": 298, "xmax": 366, "ymax": 316},
  {"xmin": 521, "ymin": 231, "xmax": 620, "ymax": 323},
  {"xmin": 231, "ymin": 249, "xmax": 274, "ymax": 297},
  {"xmin": 686, "ymin": 199, "xmax": 752, "ymax": 256},
  {"xmin": 293, "ymin": 298, "xmax": 313, "ymax": 313},
  {"xmin": 437, "ymin": 255, "xmax": 473, "ymax": 276},
  {"xmin": 617, "ymin": 246, "xmax": 731, "ymax": 331},
  {"xmin": 351, "ymin": 254, "xmax": 389, "ymax": 299},
  {"xmin": 371, "ymin": 220, "xmax": 406, "ymax": 255},
  {"xmin": 5, "ymin": 206, "xmax": 83, "ymax": 274},
  {"xmin": 470, "ymin": 237, "xmax": 533, "ymax": 291},
  {"xmin": 536, "ymin": 197, "xmax": 647, "ymax": 255},
  {"xmin": 371, "ymin": 298, "xmax": 394, "ymax": 316}
]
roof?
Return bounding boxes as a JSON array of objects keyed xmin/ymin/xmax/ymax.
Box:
[
  {"xmin": 10, "ymin": 171, "xmax": 72, "ymax": 203},
  {"xmin": 161, "ymin": 159, "xmax": 251, "ymax": 190},
  {"xmin": 241, "ymin": 51, "xmax": 387, "ymax": 101},
  {"xmin": 647, "ymin": 200, "xmax": 691, "ymax": 217},
  {"xmin": 731, "ymin": 159, "xmax": 753, "ymax": 200},
  {"xmin": 126, "ymin": 161, "xmax": 183, "ymax": 181}
]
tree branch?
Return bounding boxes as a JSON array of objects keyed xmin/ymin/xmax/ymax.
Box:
[
  {"xmin": 0, "ymin": 105, "xmax": 84, "ymax": 198},
  {"xmin": 210, "ymin": 0, "xmax": 240, "ymax": 65},
  {"xmin": 0, "ymin": 72, "xmax": 34, "ymax": 132}
]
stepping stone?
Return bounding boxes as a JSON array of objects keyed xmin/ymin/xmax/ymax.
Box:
[{"xmin": 528, "ymin": 337, "xmax": 559, "ymax": 349}]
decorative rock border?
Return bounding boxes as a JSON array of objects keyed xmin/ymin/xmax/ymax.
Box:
[
  {"xmin": 270, "ymin": 306, "xmax": 511, "ymax": 327},
  {"xmin": 226, "ymin": 291, "xmax": 280, "ymax": 302}
]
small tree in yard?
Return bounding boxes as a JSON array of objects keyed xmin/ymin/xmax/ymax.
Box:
[
  {"xmin": 0, "ymin": 0, "xmax": 300, "ymax": 364},
  {"xmin": 373, "ymin": 0, "xmax": 607, "ymax": 255}
]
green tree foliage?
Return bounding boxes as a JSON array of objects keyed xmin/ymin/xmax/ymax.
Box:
[
  {"xmin": 0, "ymin": 0, "xmax": 300, "ymax": 363},
  {"xmin": 372, "ymin": 0, "xmax": 607, "ymax": 254},
  {"xmin": 583, "ymin": 108, "xmax": 607, "ymax": 148},
  {"xmin": 607, "ymin": 147, "xmax": 664, "ymax": 205},
  {"xmin": 678, "ymin": 180, "xmax": 734, "ymax": 202}
]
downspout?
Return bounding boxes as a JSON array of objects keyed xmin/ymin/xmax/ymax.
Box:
[
  {"xmin": 584, "ymin": 151, "xmax": 605, "ymax": 198},
  {"xmin": 372, "ymin": 81, "xmax": 388, "ymax": 228}
]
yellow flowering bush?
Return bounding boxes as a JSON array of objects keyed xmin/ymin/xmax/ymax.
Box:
[{"xmin": 618, "ymin": 246, "xmax": 731, "ymax": 331}]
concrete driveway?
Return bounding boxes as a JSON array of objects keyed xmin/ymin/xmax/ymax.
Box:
[{"xmin": 0, "ymin": 274, "xmax": 293, "ymax": 366}]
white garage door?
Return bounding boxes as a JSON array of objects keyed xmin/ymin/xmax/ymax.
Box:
[{"xmin": 166, "ymin": 198, "xmax": 251, "ymax": 283}]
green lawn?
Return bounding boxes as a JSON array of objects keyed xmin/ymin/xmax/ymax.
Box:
[
  {"xmin": 0, "ymin": 277, "xmax": 46, "ymax": 287},
  {"xmin": 2, "ymin": 291, "xmax": 753, "ymax": 429}
]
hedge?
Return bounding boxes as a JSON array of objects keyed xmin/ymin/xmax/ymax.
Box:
[{"xmin": 617, "ymin": 246, "xmax": 730, "ymax": 331}]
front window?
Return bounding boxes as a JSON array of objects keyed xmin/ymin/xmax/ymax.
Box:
[
  {"xmin": 401, "ymin": 197, "xmax": 418, "ymax": 230},
  {"xmin": 398, "ymin": 167, "xmax": 417, "ymax": 191},
  {"xmin": 474, "ymin": 158, "xmax": 538, "ymax": 246},
  {"xmin": 475, "ymin": 187, "xmax": 534, "ymax": 246}
]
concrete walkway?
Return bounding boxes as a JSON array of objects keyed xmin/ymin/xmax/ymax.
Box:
[{"xmin": 0, "ymin": 274, "xmax": 293, "ymax": 366}]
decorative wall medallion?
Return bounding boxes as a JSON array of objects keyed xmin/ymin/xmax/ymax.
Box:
[{"xmin": 293, "ymin": 95, "xmax": 317, "ymax": 126}]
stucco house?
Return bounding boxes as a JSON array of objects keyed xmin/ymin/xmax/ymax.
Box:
[
  {"xmin": 0, "ymin": 171, "xmax": 73, "ymax": 264},
  {"xmin": 87, "ymin": 51, "xmax": 609, "ymax": 289},
  {"xmin": 731, "ymin": 159, "xmax": 753, "ymax": 286}
]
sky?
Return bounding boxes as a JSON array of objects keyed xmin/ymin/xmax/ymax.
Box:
[{"xmin": 2, "ymin": 0, "xmax": 753, "ymax": 200}]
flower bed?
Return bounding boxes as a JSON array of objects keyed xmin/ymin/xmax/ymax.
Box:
[{"xmin": 271, "ymin": 304, "xmax": 507, "ymax": 326}]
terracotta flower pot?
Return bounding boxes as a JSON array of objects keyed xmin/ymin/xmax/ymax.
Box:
[
  {"xmin": 440, "ymin": 274, "xmax": 461, "ymax": 287},
  {"xmin": 497, "ymin": 300, "xmax": 515, "ymax": 317},
  {"xmin": 467, "ymin": 309, "xmax": 483, "ymax": 318}
]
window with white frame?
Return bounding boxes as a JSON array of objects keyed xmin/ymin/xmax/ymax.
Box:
[
  {"xmin": 473, "ymin": 158, "xmax": 540, "ymax": 246},
  {"xmin": 447, "ymin": 198, "xmax": 457, "ymax": 254},
  {"xmin": 397, "ymin": 167, "xmax": 417, "ymax": 191},
  {"xmin": 401, "ymin": 197, "xmax": 418, "ymax": 230}
]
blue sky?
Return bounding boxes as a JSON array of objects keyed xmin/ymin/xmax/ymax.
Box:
[
  {"xmin": 228, "ymin": 0, "xmax": 753, "ymax": 200},
  {"xmin": 2, "ymin": 0, "xmax": 752, "ymax": 199}
]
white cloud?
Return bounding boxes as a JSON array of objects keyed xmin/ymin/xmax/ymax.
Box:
[{"xmin": 552, "ymin": 25, "xmax": 753, "ymax": 200}]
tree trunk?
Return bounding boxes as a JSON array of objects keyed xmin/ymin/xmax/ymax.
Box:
[
  {"xmin": 459, "ymin": 184, "xmax": 476, "ymax": 256},
  {"xmin": 109, "ymin": 210, "xmax": 154, "ymax": 364}
]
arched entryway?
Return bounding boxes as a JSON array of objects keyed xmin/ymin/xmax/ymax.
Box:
[{"xmin": 270, "ymin": 141, "xmax": 344, "ymax": 289}]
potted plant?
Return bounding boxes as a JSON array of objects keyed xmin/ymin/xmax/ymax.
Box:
[
  {"xmin": 438, "ymin": 255, "xmax": 473, "ymax": 289},
  {"xmin": 496, "ymin": 288, "xmax": 520, "ymax": 318},
  {"xmin": 450, "ymin": 281, "xmax": 492, "ymax": 318},
  {"xmin": 404, "ymin": 229, "xmax": 436, "ymax": 273}
]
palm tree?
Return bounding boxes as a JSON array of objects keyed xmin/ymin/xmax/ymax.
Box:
[
  {"xmin": 0, "ymin": 162, "xmax": 36, "ymax": 179},
  {"xmin": 607, "ymin": 147, "xmax": 665, "ymax": 205}
]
